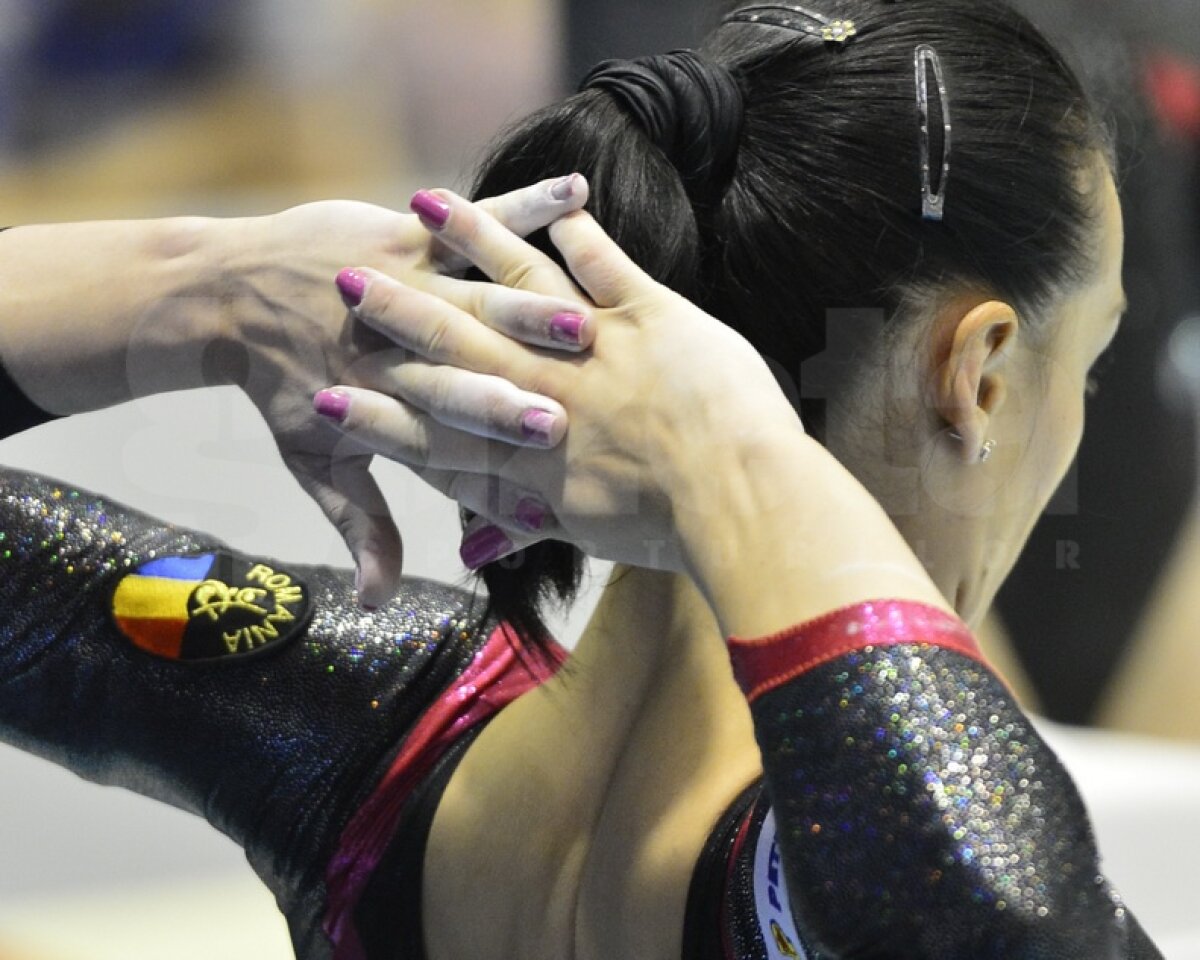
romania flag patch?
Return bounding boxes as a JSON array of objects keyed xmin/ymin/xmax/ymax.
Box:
[{"xmin": 112, "ymin": 552, "xmax": 312, "ymax": 662}]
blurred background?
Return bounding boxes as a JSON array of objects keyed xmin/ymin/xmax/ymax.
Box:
[{"xmin": 0, "ymin": 0, "xmax": 1199, "ymax": 957}]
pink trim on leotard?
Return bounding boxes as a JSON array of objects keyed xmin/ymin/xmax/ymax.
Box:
[
  {"xmin": 727, "ymin": 600, "xmax": 985, "ymax": 705},
  {"xmin": 324, "ymin": 623, "xmax": 567, "ymax": 960}
]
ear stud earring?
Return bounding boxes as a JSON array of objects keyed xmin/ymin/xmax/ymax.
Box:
[{"xmin": 948, "ymin": 431, "xmax": 996, "ymax": 464}]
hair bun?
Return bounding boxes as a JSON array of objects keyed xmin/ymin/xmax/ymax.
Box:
[{"xmin": 581, "ymin": 50, "xmax": 744, "ymax": 204}]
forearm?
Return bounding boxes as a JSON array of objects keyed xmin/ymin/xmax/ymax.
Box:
[
  {"xmin": 0, "ymin": 216, "xmax": 240, "ymax": 414},
  {"xmin": 672, "ymin": 429, "xmax": 951, "ymax": 638}
]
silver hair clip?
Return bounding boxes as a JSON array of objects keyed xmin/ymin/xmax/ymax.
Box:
[
  {"xmin": 915, "ymin": 44, "xmax": 951, "ymax": 221},
  {"xmin": 724, "ymin": 4, "xmax": 858, "ymax": 44}
]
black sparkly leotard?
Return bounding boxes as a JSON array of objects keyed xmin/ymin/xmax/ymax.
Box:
[
  {"xmin": 0, "ymin": 362, "xmax": 1164, "ymax": 959},
  {"xmin": 682, "ymin": 605, "xmax": 1166, "ymax": 958},
  {"xmin": 0, "ymin": 464, "xmax": 518, "ymax": 959}
]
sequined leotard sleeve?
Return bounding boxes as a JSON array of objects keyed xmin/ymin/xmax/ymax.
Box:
[
  {"xmin": 0, "ymin": 465, "xmax": 506, "ymax": 959},
  {"xmin": 715, "ymin": 600, "xmax": 1163, "ymax": 959}
]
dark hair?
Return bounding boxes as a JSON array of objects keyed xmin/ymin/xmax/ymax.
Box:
[{"xmin": 467, "ymin": 0, "xmax": 1111, "ymax": 649}]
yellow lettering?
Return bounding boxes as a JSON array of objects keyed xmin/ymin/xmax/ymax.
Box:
[
  {"xmin": 274, "ymin": 585, "xmax": 303, "ymax": 608},
  {"xmin": 246, "ymin": 564, "xmax": 275, "ymax": 585},
  {"xmin": 191, "ymin": 580, "xmax": 268, "ymax": 621},
  {"xmin": 196, "ymin": 566, "xmax": 305, "ymax": 654}
]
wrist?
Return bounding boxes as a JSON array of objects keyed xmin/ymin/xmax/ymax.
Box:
[
  {"xmin": 669, "ymin": 424, "xmax": 817, "ymax": 601},
  {"xmin": 176, "ymin": 214, "xmax": 255, "ymax": 389},
  {"xmin": 672, "ymin": 428, "xmax": 949, "ymax": 638}
]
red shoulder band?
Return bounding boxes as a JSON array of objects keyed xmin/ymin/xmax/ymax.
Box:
[{"xmin": 727, "ymin": 599, "xmax": 985, "ymax": 704}]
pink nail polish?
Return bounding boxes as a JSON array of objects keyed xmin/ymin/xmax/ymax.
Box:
[
  {"xmin": 521, "ymin": 409, "xmax": 557, "ymax": 446},
  {"xmin": 460, "ymin": 525, "xmax": 514, "ymax": 570},
  {"xmin": 549, "ymin": 312, "xmax": 586, "ymax": 345},
  {"xmin": 550, "ymin": 175, "xmax": 577, "ymax": 201},
  {"xmin": 336, "ymin": 268, "xmax": 367, "ymax": 308},
  {"xmin": 514, "ymin": 498, "xmax": 548, "ymax": 532},
  {"xmin": 313, "ymin": 389, "xmax": 351, "ymax": 423},
  {"xmin": 411, "ymin": 190, "xmax": 451, "ymax": 230}
]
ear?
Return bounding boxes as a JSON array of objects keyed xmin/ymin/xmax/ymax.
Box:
[{"xmin": 932, "ymin": 299, "xmax": 1019, "ymax": 462}]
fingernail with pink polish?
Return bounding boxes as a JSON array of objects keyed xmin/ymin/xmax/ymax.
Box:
[
  {"xmin": 550, "ymin": 174, "xmax": 578, "ymax": 202},
  {"xmin": 337, "ymin": 268, "xmax": 367, "ymax": 308},
  {"xmin": 313, "ymin": 389, "xmax": 351, "ymax": 423},
  {"xmin": 460, "ymin": 525, "xmax": 514, "ymax": 570},
  {"xmin": 521, "ymin": 409, "xmax": 558, "ymax": 446},
  {"xmin": 514, "ymin": 498, "xmax": 548, "ymax": 532},
  {"xmin": 411, "ymin": 190, "xmax": 451, "ymax": 230},
  {"xmin": 549, "ymin": 312, "xmax": 586, "ymax": 345}
]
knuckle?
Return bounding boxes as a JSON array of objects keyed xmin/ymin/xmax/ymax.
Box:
[
  {"xmin": 404, "ymin": 416, "xmax": 434, "ymax": 467},
  {"xmin": 323, "ymin": 497, "xmax": 359, "ymax": 541},
  {"xmin": 428, "ymin": 367, "xmax": 458, "ymax": 414},
  {"xmin": 498, "ymin": 259, "xmax": 541, "ymax": 292},
  {"xmin": 467, "ymin": 286, "xmax": 493, "ymax": 330},
  {"xmin": 421, "ymin": 316, "xmax": 454, "ymax": 360}
]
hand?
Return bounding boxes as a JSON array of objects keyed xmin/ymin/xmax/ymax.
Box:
[
  {"xmin": 312, "ymin": 191, "xmax": 805, "ymax": 574},
  {"xmin": 217, "ymin": 177, "xmax": 592, "ymax": 606}
]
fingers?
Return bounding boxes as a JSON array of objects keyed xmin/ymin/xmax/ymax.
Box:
[
  {"xmin": 411, "ymin": 187, "xmax": 583, "ymax": 300},
  {"xmin": 426, "ymin": 174, "xmax": 589, "ymax": 275},
  {"xmin": 369, "ymin": 262, "xmax": 593, "ymax": 352},
  {"xmin": 394, "ymin": 465, "xmax": 552, "ymax": 571},
  {"xmin": 350, "ymin": 356, "xmax": 567, "ymax": 448},
  {"xmin": 548, "ymin": 210, "xmax": 656, "ymax": 309},
  {"xmin": 425, "ymin": 469, "xmax": 557, "ymax": 569},
  {"xmin": 285, "ymin": 451, "xmax": 403, "ymax": 610},
  {"xmin": 338, "ymin": 267, "xmax": 549, "ymax": 387},
  {"xmin": 459, "ymin": 515, "xmax": 541, "ymax": 571},
  {"xmin": 476, "ymin": 174, "xmax": 590, "ymax": 242},
  {"xmin": 399, "ymin": 273, "xmax": 594, "ymax": 352},
  {"xmin": 313, "ymin": 385, "xmax": 546, "ymax": 474}
]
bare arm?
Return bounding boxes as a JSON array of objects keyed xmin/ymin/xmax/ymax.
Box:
[{"xmin": 0, "ymin": 182, "xmax": 590, "ymax": 605}]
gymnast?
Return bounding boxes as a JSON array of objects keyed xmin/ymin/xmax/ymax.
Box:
[{"xmin": 0, "ymin": 0, "xmax": 1164, "ymax": 957}]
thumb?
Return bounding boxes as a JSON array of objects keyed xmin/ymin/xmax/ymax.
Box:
[{"xmin": 287, "ymin": 452, "xmax": 403, "ymax": 609}]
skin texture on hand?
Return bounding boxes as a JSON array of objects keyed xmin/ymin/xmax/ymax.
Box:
[
  {"xmin": 316, "ymin": 193, "xmax": 949, "ymax": 637},
  {"xmin": 0, "ymin": 176, "xmax": 589, "ymax": 609}
]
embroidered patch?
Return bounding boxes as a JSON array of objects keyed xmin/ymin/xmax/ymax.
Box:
[
  {"xmin": 112, "ymin": 552, "xmax": 312, "ymax": 662},
  {"xmin": 753, "ymin": 808, "xmax": 809, "ymax": 960}
]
